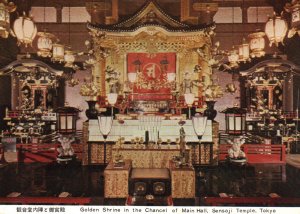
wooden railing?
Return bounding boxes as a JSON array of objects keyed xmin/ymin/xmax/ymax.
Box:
[
  {"xmin": 17, "ymin": 142, "xmax": 83, "ymax": 163},
  {"xmin": 0, "ymin": 197, "xmax": 91, "ymax": 205},
  {"xmin": 203, "ymin": 197, "xmax": 300, "ymax": 206},
  {"xmin": 219, "ymin": 144, "xmax": 286, "ymax": 164}
]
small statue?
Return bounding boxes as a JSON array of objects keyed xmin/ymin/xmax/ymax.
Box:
[
  {"xmin": 57, "ymin": 135, "xmax": 75, "ymax": 157},
  {"xmin": 228, "ymin": 137, "xmax": 246, "ymax": 160},
  {"xmin": 181, "ymin": 71, "xmax": 202, "ymax": 94},
  {"xmin": 179, "ymin": 127, "xmax": 189, "ymax": 165}
]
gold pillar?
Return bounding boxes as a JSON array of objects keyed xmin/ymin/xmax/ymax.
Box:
[
  {"xmin": 82, "ymin": 121, "xmax": 89, "ymax": 166},
  {"xmin": 92, "ymin": 59, "xmax": 106, "ymax": 96},
  {"xmin": 212, "ymin": 121, "xmax": 219, "ymax": 165}
]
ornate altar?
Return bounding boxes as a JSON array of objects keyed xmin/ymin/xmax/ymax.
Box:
[
  {"xmin": 83, "ymin": 118, "xmax": 214, "ymax": 165},
  {"xmin": 87, "ymin": 1, "xmax": 216, "ymax": 115},
  {"xmin": 86, "ymin": 1, "xmax": 219, "ymax": 201},
  {"xmin": 0, "ymin": 59, "xmax": 65, "ymax": 144}
]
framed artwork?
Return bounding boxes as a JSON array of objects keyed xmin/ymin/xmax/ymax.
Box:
[{"xmin": 127, "ymin": 53, "xmax": 176, "ymax": 101}]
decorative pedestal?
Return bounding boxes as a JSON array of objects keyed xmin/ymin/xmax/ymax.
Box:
[
  {"xmin": 169, "ymin": 161, "xmax": 195, "ymax": 198},
  {"xmin": 104, "ymin": 160, "xmax": 132, "ymax": 198},
  {"xmin": 189, "ymin": 142, "xmax": 213, "ymax": 165}
]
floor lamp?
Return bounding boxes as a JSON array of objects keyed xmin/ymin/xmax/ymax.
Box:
[
  {"xmin": 184, "ymin": 93, "xmax": 195, "ymax": 119},
  {"xmin": 192, "ymin": 116, "xmax": 208, "ymax": 165},
  {"xmin": 107, "ymin": 93, "xmax": 118, "ymax": 117},
  {"xmin": 97, "ymin": 115, "xmax": 113, "ymax": 163}
]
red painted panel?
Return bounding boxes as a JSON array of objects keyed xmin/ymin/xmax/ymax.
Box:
[{"xmin": 127, "ymin": 53, "xmax": 176, "ymax": 101}]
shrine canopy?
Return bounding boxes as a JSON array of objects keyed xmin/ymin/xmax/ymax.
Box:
[
  {"xmin": 87, "ymin": 1, "xmax": 214, "ymax": 35},
  {"xmin": 87, "ymin": 1, "xmax": 215, "ymax": 102}
]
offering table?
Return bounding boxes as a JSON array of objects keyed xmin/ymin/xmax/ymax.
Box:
[{"xmin": 104, "ymin": 160, "xmax": 132, "ymax": 198}]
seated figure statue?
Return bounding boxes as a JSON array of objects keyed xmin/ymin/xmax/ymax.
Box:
[
  {"xmin": 228, "ymin": 137, "xmax": 246, "ymax": 160},
  {"xmin": 57, "ymin": 135, "xmax": 75, "ymax": 158}
]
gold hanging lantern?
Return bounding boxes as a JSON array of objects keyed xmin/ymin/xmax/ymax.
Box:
[
  {"xmin": 285, "ymin": 0, "xmax": 300, "ymax": 38},
  {"xmin": 265, "ymin": 15, "xmax": 288, "ymax": 46},
  {"xmin": 238, "ymin": 38, "xmax": 250, "ymax": 62},
  {"xmin": 37, "ymin": 32, "xmax": 56, "ymax": 57},
  {"xmin": 64, "ymin": 50, "xmax": 76, "ymax": 67},
  {"xmin": 248, "ymin": 30, "xmax": 266, "ymax": 58},
  {"xmin": 0, "ymin": 0, "xmax": 16, "ymax": 38},
  {"xmin": 228, "ymin": 48, "xmax": 239, "ymax": 68},
  {"xmin": 12, "ymin": 13, "xmax": 37, "ymax": 47},
  {"xmin": 52, "ymin": 43, "xmax": 65, "ymax": 62}
]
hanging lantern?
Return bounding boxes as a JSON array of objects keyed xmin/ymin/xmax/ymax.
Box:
[
  {"xmin": 285, "ymin": 0, "xmax": 300, "ymax": 38},
  {"xmin": 12, "ymin": 13, "xmax": 37, "ymax": 47},
  {"xmin": 167, "ymin": 73, "xmax": 176, "ymax": 82},
  {"xmin": 248, "ymin": 30, "xmax": 266, "ymax": 58},
  {"xmin": 64, "ymin": 50, "xmax": 76, "ymax": 67},
  {"xmin": 265, "ymin": 15, "xmax": 288, "ymax": 47},
  {"xmin": 127, "ymin": 72, "xmax": 137, "ymax": 83},
  {"xmin": 52, "ymin": 43, "xmax": 65, "ymax": 62},
  {"xmin": 37, "ymin": 32, "xmax": 55, "ymax": 58},
  {"xmin": 228, "ymin": 48, "xmax": 239, "ymax": 68},
  {"xmin": 222, "ymin": 107, "xmax": 247, "ymax": 135},
  {"xmin": 238, "ymin": 38, "xmax": 250, "ymax": 62},
  {"xmin": 0, "ymin": 0, "xmax": 16, "ymax": 38}
]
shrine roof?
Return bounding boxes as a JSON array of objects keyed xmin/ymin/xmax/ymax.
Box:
[{"xmin": 87, "ymin": 1, "xmax": 213, "ymax": 33}]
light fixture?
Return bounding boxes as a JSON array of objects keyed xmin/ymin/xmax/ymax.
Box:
[
  {"xmin": 167, "ymin": 73, "xmax": 176, "ymax": 82},
  {"xmin": 265, "ymin": 15, "xmax": 288, "ymax": 47},
  {"xmin": 52, "ymin": 43, "xmax": 65, "ymax": 62},
  {"xmin": 184, "ymin": 93, "xmax": 195, "ymax": 119},
  {"xmin": 192, "ymin": 116, "xmax": 208, "ymax": 140},
  {"xmin": 222, "ymin": 107, "xmax": 247, "ymax": 135},
  {"xmin": 37, "ymin": 32, "xmax": 55, "ymax": 57},
  {"xmin": 248, "ymin": 30, "xmax": 266, "ymax": 58},
  {"xmin": 285, "ymin": 0, "xmax": 300, "ymax": 38},
  {"xmin": 107, "ymin": 93, "xmax": 118, "ymax": 106},
  {"xmin": 63, "ymin": 4, "xmax": 76, "ymax": 68},
  {"xmin": 238, "ymin": 38, "xmax": 250, "ymax": 62},
  {"xmin": 12, "ymin": 13, "xmax": 37, "ymax": 47},
  {"xmin": 64, "ymin": 50, "xmax": 76, "ymax": 67},
  {"xmin": 97, "ymin": 116, "xmax": 113, "ymax": 140},
  {"xmin": 56, "ymin": 106, "xmax": 81, "ymax": 134},
  {"xmin": 128, "ymin": 72, "xmax": 137, "ymax": 83},
  {"xmin": 227, "ymin": 47, "xmax": 239, "ymax": 68},
  {"xmin": 107, "ymin": 93, "xmax": 118, "ymax": 117},
  {"xmin": 0, "ymin": 0, "xmax": 16, "ymax": 38}
]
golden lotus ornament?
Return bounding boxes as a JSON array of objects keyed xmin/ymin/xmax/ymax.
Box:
[{"xmin": 225, "ymin": 83, "xmax": 237, "ymax": 94}]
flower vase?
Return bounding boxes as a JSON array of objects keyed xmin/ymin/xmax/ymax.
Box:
[
  {"xmin": 204, "ymin": 101, "xmax": 217, "ymax": 121},
  {"xmin": 85, "ymin": 100, "xmax": 98, "ymax": 119}
]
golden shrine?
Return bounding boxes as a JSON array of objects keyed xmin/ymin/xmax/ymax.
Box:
[{"xmin": 81, "ymin": 1, "xmax": 219, "ymax": 201}]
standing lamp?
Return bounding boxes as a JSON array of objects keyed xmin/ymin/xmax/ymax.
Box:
[
  {"xmin": 192, "ymin": 116, "xmax": 208, "ymax": 141},
  {"xmin": 222, "ymin": 107, "xmax": 247, "ymax": 135},
  {"xmin": 97, "ymin": 116, "xmax": 113, "ymax": 141},
  {"xmin": 107, "ymin": 93, "xmax": 118, "ymax": 117},
  {"xmin": 56, "ymin": 106, "xmax": 80, "ymax": 135},
  {"xmin": 184, "ymin": 93, "xmax": 195, "ymax": 119},
  {"xmin": 191, "ymin": 116, "xmax": 208, "ymax": 165}
]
